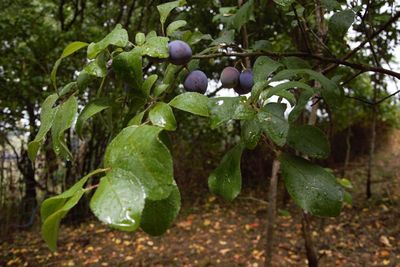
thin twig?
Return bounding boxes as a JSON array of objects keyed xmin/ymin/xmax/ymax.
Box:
[
  {"xmin": 238, "ymin": 196, "xmax": 269, "ymax": 205},
  {"xmin": 193, "ymin": 51, "xmax": 400, "ymax": 80},
  {"xmin": 322, "ymin": 11, "xmax": 400, "ymax": 73}
]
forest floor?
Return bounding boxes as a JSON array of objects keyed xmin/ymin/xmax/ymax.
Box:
[{"xmin": 2, "ymin": 132, "xmax": 400, "ymax": 266}]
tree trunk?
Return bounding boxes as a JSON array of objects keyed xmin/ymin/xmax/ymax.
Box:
[
  {"xmin": 366, "ymin": 105, "xmax": 376, "ymax": 199},
  {"xmin": 342, "ymin": 126, "xmax": 352, "ymax": 177},
  {"xmin": 19, "ymin": 150, "xmax": 37, "ymax": 225},
  {"xmin": 264, "ymin": 158, "xmax": 280, "ymax": 267},
  {"xmin": 19, "ymin": 104, "xmax": 38, "ymax": 225},
  {"xmin": 301, "ymin": 213, "xmax": 318, "ymax": 267}
]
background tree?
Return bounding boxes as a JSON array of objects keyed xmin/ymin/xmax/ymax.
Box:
[{"xmin": 1, "ymin": 0, "xmax": 400, "ymax": 266}]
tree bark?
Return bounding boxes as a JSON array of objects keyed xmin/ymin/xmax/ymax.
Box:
[
  {"xmin": 342, "ymin": 126, "xmax": 352, "ymax": 177},
  {"xmin": 264, "ymin": 158, "xmax": 280, "ymax": 267},
  {"xmin": 19, "ymin": 104, "xmax": 38, "ymax": 225},
  {"xmin": 366, "ymin": 105, "xmax": 376, "ymax": 199},
  {"xmin": 301, "ymin": 213, "xmax": 318, "ymax": 267}
]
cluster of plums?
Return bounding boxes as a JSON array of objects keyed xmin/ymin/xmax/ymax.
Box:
[
  {"xmin": 220, "ymin": 67, "xmax": 253, "ymax": 95},
  {"xmin": 168, "ymin": 40, "xmax": 254, "ymax": 95}
]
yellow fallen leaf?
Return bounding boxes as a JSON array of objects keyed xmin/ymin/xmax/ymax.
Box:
[
  {"xmin": 203, "ymin": 219, "xmax": 211, "ymax": 226},
  {"xmin": 380, "ymin": 236, "xmax": 392, "ymax": 247},
  {"xmin": 219, "ymin": 248, "xmax": 231, "ymax": 255}
]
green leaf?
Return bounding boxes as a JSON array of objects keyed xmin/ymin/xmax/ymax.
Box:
[
  {"xmin": 231, "ymin": 0, "xmax": 255, "ymax": 30},
  {"xmin": 128, "ymin": 111, "xmax": 145, "ymax": 126},
  {"xmin": 257, "ymin": 103, "xmax": 288, "ymax": 146},
  {"xmin": 154, "ymin": 84, "xmax": 170, "ymax": 97},
  {"xmin": 87, "ymin": 24, "xmax": 129, "ymax": 59},
  {"xmin": 273, "ymin": 0, "xmax": 295, "ymax": 7},
  {"xmin": 343, "ymin": 191, "xmax": 352, "ymax": 205},
  {"xmin": 90, "ymin": 168, "xmax": 146, "ymax": 231},
  {"xmin": 59, "ymin": 82, "xmax": 77, "ymax": 97},
  {"xmin": 41, "ymin": 168, "xmax": 107, "ymax": 251},
  {"xmin": 51, "ymin": 96, "xmax": 78, "ymax": 160},
  {"xmin": 140, "ymin": 184, "xmax": 181, "ymax": 236},
  {"xmin": 253, "ymin": 56, "xmax": 282, "ymax": 83},
  {"xmin": 28, "ymin": 94, "xmax": 59, "ymax": 161},
  {"xmin": 42, "ymin": 190, "xmax": 84, "ymax": 251},
  {"xmin": 61, "ymin": 41, "xmax": 89, "ymax": 58},
  {"xmin": 163, "ymin": 64, "xmax": 180, "ymax": 85},
  {"xmin": 209, "ymin": 97, "xmax": 255, "ymax": 128},
  {"xmin": 51, "ymin": 42, "xmax": 88, "ymax": 90},
  {"xmin": 84, "ymin": 51, "xmax": 108, "ymax": 78},
  {"xmin": 141, "ymin": 37, "xmax": 170, "ymax": 58},
  {"xmin": 146, "ymin": 31, "xmax": 157, "ymax": 40},
  {"xmin": 113, "ymin": 48, "xmax": 143, "ymax": 91},
  {"xmin": 270, "ymin": 69, "xmax": 343, "ymax": 107},
  {"xmin": 166, "ymin": 20, "xmax": 187, "ymax": 36},
  {"xmin": 329, "ymin": 9, "xmax": 355, "ymax": 38},
  {"xmin": 104, "ymin": 125, "xmax": 174, "ymax": 200},
  {"xmin": 211, "ymin": 30, "xmax": 235, "ymax": 45},
  {"xmin": 157, "ymin": 0, "xmax": 186, "ymax": 26},
  {"xmin": 262, "ymin": 89, "xmax": 295, "ymax": 105},
  {"xmin": 232, "ymin": 102, "xmax": 256, "ymax": 120},
  {"xmin": 76, "ymin": 98, "xmax": 111, "ymax": 138},
  {"xmin": 281, "ymin": 57, "xmax": 311, "ymax": 69},
  {"xmin": 208, "ymin": 143, "xmax": 244, "ymax": 201},
  {"xmin": 249, "ymin": 81, "xmax": 268, "ymax": 103},
  {"xmin": 241, "ymin": 118, "xmax": 261, "ymax": 149},
  {"xmin": 149, "ymin": 102, "xmax": 177, "ymax": 131},
  {"xmin": 265, "ymin": 81, "xmax": 314, "ymax": 100},
  {"xmin": 252, "ymin": 40, "xmax": 271, "ymax": 51},
  {"xmin": 135, "ymin": 32, "xmax": 146, "ymax": 45},
  {"xmin": 287, "ymin": 125, "xmax": 330, "ymax": 159},
  {"xmin": 76, "ymin": 71, "xmax": 92, "ymax": 91},
  {"xmin": 288, "ymin": 89, "xmax": 314, "ymax": 123},
  {"xmin": 279, "ymin": 154, "xmax": 344, "ymax": 217},
  {"xmin": 321, "ymin": 0, "xmax": 341, "ymax": 11},
  {"xmin": 337, "ymin": 178, "xmax": 353, "ymax": 189},
  {"xmin": 182, "ymin": 30, "xmax": 212, "ymax": 45},
  {"xmin": 142, "ymin": 74, "xmax": 158, "ymax": 96},
  {"xmin": 169, "ymin": 92, "xmax": 210, "ymax": 117}
]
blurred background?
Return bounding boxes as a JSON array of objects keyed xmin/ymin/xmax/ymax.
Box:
[{"xmin": 1, "ymin": 0, "xmax": 400, "ymax": 266}]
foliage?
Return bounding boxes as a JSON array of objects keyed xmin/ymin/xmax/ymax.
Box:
[
  {"xmin": 1, "ymin": 0, "xmax": 400, "ymax": 254},
  {"xmin": 30, "ymin": 1, "xmax": 349, "ymax": 250}
]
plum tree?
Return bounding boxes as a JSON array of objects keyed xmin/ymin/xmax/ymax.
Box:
[
  {"xmin": 183, "ymin": 70, "xmax": 208, "ymax": 94},
  {"xmin": 220, "ymin": 66, "xmax": 240, "ymax": 88},
  {"xmin": 168, "ymin": 40, "xmax": 192, "ymax": 65},
  {"xmin": 234, "ymin": 69, "xmax": 253, "ymax": 95},
  {"xmin": 35, "ymin": 0, "xmax": 381, "ymax": 262}
]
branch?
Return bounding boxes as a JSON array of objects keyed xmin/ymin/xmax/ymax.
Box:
[
  {"xmin": 345, "ymin": 89, "xmax": 400, "ymax": 106},
  {"xmin": 64, "ymin": 0, "xmax": 80, "ymax": 31},
  {"xmin": 114, "ymin": 0, "xmax": 126, "ymax": 25},
  {"xmin": 340, "ymin": 70, "xmax": 364, "ymax": 86},
  {"xmin": 238, "ymin": 0, "xmax": 251, "ymax": 68},
  {"xmin": 322, "ymin": 11, "xmax": 400, "ymax": 73},
  {"xmin": 59, "ymin": 0, "xmax": 66, "ymax": 31},
  {"xmin": 193, "ymin": 51, "xmax": 400, "ymax": 80},
  {"xmin": 3, "ymin": 134, "xmax": 20, "ymax": 162},
  {"xmin": 124, "ymin": 0, "xmax": 137, "ymax": 29},
  {"xmin": 374, "ymin": 89, "xmax": 400, "ymax": 105},
  {"xmin": 238, "ymin": 196, "xmax": 268, "ymax": 205}
]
